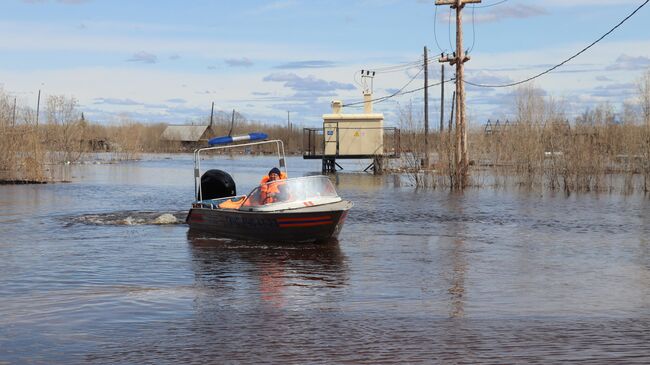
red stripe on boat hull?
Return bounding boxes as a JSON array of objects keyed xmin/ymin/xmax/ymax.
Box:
[
  {"xmin": 278, "ymin": 220, "xmax": 333, "ymax": 228},
  {"xmin": 276, "ymin": 215, "xmax": 332, "ymax": 223}
]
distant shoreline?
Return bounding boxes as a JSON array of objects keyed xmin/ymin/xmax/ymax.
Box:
[{"xmin": 0, "ymin": 179, "xmax": 48, "ymax": 185}]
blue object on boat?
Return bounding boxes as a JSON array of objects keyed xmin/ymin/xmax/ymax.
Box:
[{"xmin": 208, "ymin": 133, "xmax": 268, "ymax": 146}]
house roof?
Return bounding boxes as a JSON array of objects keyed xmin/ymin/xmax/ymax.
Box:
[{"xmin": 161, "ymin": 125, "xmax": 211, "ymax": 142}]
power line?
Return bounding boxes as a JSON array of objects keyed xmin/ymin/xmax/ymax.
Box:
[
  {"xmin": 370, "ymin": 59, "xmax": 423, "ymax": 72},
  {"xmin": 373, "ymin": 63, "xmax": 422, "ymax": 72},
  {"xmin": 447, "ymin": 1, "xmax": 509, "ymax": 56},
  {"xmin": 433, "ymin": 5, "xmax": 445, "ymax": 53},
  {"xmin": 360, "ymin": 54, "xmax": 446, "ymax": 76},
  {"xmin": 353, "ymin": 70, "xmax": 363, "ymax": 88},
  {"xmin": 350, "ymin": 57, "xmax": 438, "ymax": 92},
  {"xmin": 344, "ymin": 67, "xmax": 424, "ymax": 107},
  {"xmin": 468, "ymin": 1, "xmax": 510, "ymax": 54},
  {"xmin": 398, "ymin": 78, "xmax": 456, "ymax": 98},
  {"xmin": 468, "ymin": 4, "xmax": 476, "ymax": 53},
  {"xmin": 343, "ymin": 76, "xmax": 456, "ymax": 108},
  {"xmin": 465, "ymin": 0, "xmax": 649, "ymax": 88},
  {"xmin": 448, "ymin": 7, "xmax": 454, "ymax": 51},
  {"xmin": 473, "ymin": 0, "xmax": 508, "ymax": 9},
  {"xmin": 374, "ymin": 64, "xmax": 423, "ymax": 74}
]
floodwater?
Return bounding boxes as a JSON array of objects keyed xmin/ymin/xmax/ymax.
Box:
[{"xmin": 1, "ymin": 154, "xmax": 650, "ymax": 364}]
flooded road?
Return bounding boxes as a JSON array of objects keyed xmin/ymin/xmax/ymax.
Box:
[{"xmin": 1, "ymin": 155, "xmax": 650, "ymax": 364}]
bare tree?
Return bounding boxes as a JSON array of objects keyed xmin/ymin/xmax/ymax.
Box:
[
  {"xmin": 638, "ymin": 70, "xmax": 650, "ymax": 191},
  {"xmin": 0, "ymin": 88, "xmax": 17, "ymax": 176},
  {"xmin": 639, "ymin": 69, "xmax": 650, "ymax": 126},
  {"xmin": 45, "ymin": 95, "xmax": 85, "ymax": 163},
  {"xmin": 397, "ymin": 101, "xmax": 425, "ymax": 186},
  {"xmin": 0, "ymin": 88, "xmax": 46, "ymax": 181},
  {"xmin": 514, "ymin": 83, "xmax": 546, "ymax": 125}
]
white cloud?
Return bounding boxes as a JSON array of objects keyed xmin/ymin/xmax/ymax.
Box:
[
  {"xmin": 94, "ymin": 98, "xmax": 141, "ymax": 106},
  {"xmin": 0, "ymin": 20, "xmax": 376, "ymax": 62},
  {"xmin": 225, "ymin": 57, "xmax": 254, "ymax": 67},
  {"xmin": 126, "ymin": 51, "xmax": 158, "ymax": 64},
  {"xmin": 275, "ymin": 60, "xmax": 337, "ymax": 69},
  {"xmin": 263, "ymin": 73, "xmax": 355, "ymax": 96},
  {"xmin": 538, "ymin": 0, "xmax": 640, "ymax": 6},
  {"xmin": 606, "ymin": 54, "xmax": 650, "ymax": 71},
  {"xmin": 471, "ymin": 4, "xmax": 548, "ymax": 24}
]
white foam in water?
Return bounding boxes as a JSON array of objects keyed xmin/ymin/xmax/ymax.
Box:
[
  {"xmin": 122, "ymin": 216, "xmax": 135, "ymax": 226},
  {"xmin": 71, "ymin": 211, "xmax": 183, "ymax": 226},
  {"xmin": 122, "ymin": 216, "xmax": 139, "ymax": 225},
  {"xmin": 153, "ymin": 213, "xmax": 178, "ymax": 225}
]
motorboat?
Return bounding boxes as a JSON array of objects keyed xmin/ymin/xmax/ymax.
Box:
[{"xmin": 186, "ymin": 137, "xmax": 353, "ymax": 243}]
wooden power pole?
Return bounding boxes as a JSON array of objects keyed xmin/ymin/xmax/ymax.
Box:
[
  {"xmin": 36, "ymin": 89, "xmax": 41, "ymax": 126},
  {"xmin": 435, "ymin": 0, "xmax": 480, "ymax": 189},
  {"xmin": 423, "ymin": 46, "xmax": 429, "ymax": 168},
  {"xmin": 440, "ymin": 64, "xmax": 445, "ymax": 132},
  {"xmin": 209, "ymin": 102, "xmax": 214, "ymax": 127}
]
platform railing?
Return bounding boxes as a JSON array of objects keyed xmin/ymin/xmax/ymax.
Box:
[{"xmin": 302, "ymin": 127, "xmax": 400, "ymax": 158}]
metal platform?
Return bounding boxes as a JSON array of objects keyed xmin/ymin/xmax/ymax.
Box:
[
  {"xmin": 303, "ymin": 154, "xmax": 390, "ymax": 160},
  {"xmin": 303, "ymin": 127, "xmax": 400, "ymax": 174}
]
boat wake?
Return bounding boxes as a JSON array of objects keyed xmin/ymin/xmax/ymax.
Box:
[{"xmin": 66, "ymin": 211, "xmax": 187, "ymax": 226}]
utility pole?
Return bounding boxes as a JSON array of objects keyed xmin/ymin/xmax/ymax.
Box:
[
  {"xmin": 449, "ymin": 91, "xmax": 456, "ymax": 133},
  {"xmin": 228, "ymin": 109, "xmax": 235, "ymax": 136},
  {"xmin": 12, "ymin": 97, "xmax": 17, "ymax": 127},
  {"xmin": 448, "ymin": 91, "xmax": 456, "ymax": 186},
  {"xmin": 438, "ymin": 52, "xmax": 460, "ymax": 188},
  {"xmin": 423, "ymin": 46, "xmax": 429, "ymax": 168},
  {"xmin": 440, "ymin": 64, "xmax": 445, "ymax": 132},
  {"xmin": 436, "ymin": 0, "xmax": 480, "ymax": 189},
  {"xmin": 286, "ymin": 110, "xmax": 291, "ymax": 150},
  {"xmin": 209, "ymin": 102, "xmax": 214, "ymax": 128},
  {"xmin": 36, "ymin": 89, "xmax": 41, "ymax": 126}
]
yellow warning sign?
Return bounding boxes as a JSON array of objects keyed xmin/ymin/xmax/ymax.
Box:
[{"xmin": 354, "ymin": 131, "xmax": 360, "ymax": 137}]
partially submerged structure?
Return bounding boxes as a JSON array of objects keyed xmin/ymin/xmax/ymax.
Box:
[{"xmin": 303, "ymin": 92, "xmax": 400, "ymax": 173}]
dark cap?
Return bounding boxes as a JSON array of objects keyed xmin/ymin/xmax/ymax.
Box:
[{"xmin": 268, "ymin": 167, "xmax": 281, "ymax": 176}]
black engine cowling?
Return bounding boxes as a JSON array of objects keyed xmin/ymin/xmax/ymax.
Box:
[{"xmin": 199, "ymin": 169, "xmax": 236, "ymax": 200}]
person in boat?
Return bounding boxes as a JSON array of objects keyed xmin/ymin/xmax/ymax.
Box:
[
  {"xmin": 219, "ymin": 167, "xmax": 288, "ymax": 209},
  {"xmin": 260, "ymin": 167, "xmax": 288, "ymax": 204}
]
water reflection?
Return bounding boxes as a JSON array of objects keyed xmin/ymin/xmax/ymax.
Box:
[
  {"xmin": 187, "ymin": 233, "xmax": 349, "ymax": 309},
  {"xmin": 331, "ymin": 172, "xmax": 386, "ymax": 191},
  {"xmin": 443, "ymin": 194, "xmax": 468, "ymax": 319}
]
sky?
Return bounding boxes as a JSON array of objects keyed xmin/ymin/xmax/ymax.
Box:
[{"xmin": 1, "ymin": 0, "xmax": 649, "ymax": 128}]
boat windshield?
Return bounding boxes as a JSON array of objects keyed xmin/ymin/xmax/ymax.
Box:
[{"xmin": 244, "ymin": 176, "xmax": 338, "ymax": 207}]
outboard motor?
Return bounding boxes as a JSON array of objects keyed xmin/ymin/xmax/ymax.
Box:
[{"xmin": 199, "ymin": 169, "xmax": 236, "ymax": 200}]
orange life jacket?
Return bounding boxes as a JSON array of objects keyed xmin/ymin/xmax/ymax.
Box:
[
  {"xmin": 259, "ymin": 172, "xmax": 287, "ymax": 204},
  {"xmin": 218, "ymin": 196, "xmax": 245, "ymax": 209}
]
